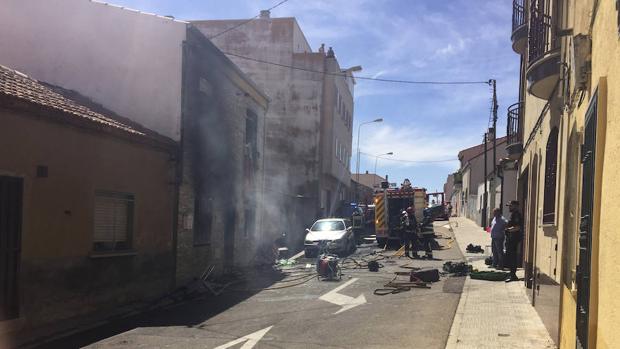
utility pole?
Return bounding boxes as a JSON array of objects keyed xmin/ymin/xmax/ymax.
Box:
[
  {"xmin": 491, "ymin": 79, "xmax": 498, "ymax": 217},
  {"xmin": 483, "ymin": 132, "xmax": 488, "ymax": 229}
]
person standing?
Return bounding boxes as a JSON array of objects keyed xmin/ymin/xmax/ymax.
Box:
[
  {"xmin": 490, "ymin": 208, "xmax": 506, "ymax": 270},
  {"xmin": 504, "ymin": 200, "xmax": 522, "ymax": 282},
  {"xmin": 400, "ymin": 207, "xmax": 417, "ymax": 258}
]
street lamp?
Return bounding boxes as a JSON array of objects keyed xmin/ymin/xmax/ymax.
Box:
[
  {"xmin": 355, "ymin": 118, "xmax": 383, "ymax": 201},
  {"xmin": 373, "ymin": 152, "xmax": 393, "ymax": 187}
]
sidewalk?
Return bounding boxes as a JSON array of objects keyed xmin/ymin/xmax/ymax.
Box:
[{"xmin": 445, "ymin": 217, "xmax": 555, "ymax": 349}]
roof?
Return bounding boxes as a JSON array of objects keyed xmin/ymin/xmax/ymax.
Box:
[
  {"xmin": 0, "ymin": 65, "xmax": 175, "ymax": 148},
  {"xmin": 352, "ymin": 173, "xmax": 386, "ymax": 189},
  {"xmin": 458, "ymin": 136, "xmax": 507, "ymax": 163}
]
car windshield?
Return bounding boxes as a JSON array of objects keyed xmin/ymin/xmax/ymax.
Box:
[{"xmin": 311, "ymin": 220, "xmax": 344, "ymax": 231}]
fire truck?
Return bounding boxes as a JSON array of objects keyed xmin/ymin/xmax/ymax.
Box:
[{"xmin": 374, "ymin": 179, "xmax": 427, "ymax": 247}]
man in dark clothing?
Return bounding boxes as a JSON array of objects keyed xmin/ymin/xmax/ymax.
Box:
[
  {"xmin": 504, "ymin": 200, "xmax": 522, "ymax": 282},
  {"xmin": 416, "ymin": 208, "xmax": 434, "ymax": 259}
]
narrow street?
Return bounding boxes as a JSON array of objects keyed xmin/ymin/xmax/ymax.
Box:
[{"xmin": 39, "ymin": 222, "xmax": 463, "ymax": 349}]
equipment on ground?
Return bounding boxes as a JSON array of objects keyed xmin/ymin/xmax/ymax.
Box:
[
  {"xmin": 316, "ymin": 254, "xmax": 342, "ymax": 281},
  {"xmin": 367, "ymin": 260, "xmax": 380, "ymax": 272},
  {"xmin": 466, "ymin": 243, "xmax": 484, "ymax": 253},
  {"xmin": 410, "ymin": 268, "xmax": 440, "ymax": 283},
  {"xmin": 442, "ymin": 261, "xmax": 472, "ymax": 276}
]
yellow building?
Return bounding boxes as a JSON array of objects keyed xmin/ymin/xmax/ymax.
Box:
[{"xmin": 507, "ymin": 0, "xmax": 619, "ymax": 347}]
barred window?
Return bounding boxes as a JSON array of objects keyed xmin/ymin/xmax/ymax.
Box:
[
  {"xmin": 543, "ymin": 127, "xmax": 559, "ymax": 224},
  {"xmin": 93, "ymin": 191, "xmax": 134, "ymax": 251}
]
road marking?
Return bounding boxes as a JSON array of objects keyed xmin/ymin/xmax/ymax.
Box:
[
  {"xmin": 214, "ymin": 326, "xmax": 273, "ymax": 349},
  {"xmin": 319, "ymin": 278, "xmax": 366, "ymax": 314}
]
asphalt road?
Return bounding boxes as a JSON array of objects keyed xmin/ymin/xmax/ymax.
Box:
[{"xmin": 39, "ymin": 222, "xmax": 464, "ymax": 349}]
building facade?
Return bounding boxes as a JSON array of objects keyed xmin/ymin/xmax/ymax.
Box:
[
  {"xmin": 0, "ymin": 65, "xmax": 177, "ymax": 345},
  {"xmin": 0, "ymin": 0, "xmax": 269, "ymax": 287},
  {"xmin": 447, "ymin": 137, "xmax": 517, "ymax": 226},
  {"xmin": 192, "ymin": 13, "xmax": 357, "ymax": 246},
  {"xmin": 507, "ymin": 0, "xmax": 620, "ymax": 347}
]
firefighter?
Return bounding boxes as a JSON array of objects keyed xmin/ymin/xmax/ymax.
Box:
[
  {"xmin": 400, "ymin": 207, "xmax": 417, "ymax": 258},
  {"xmin": 416, "ymin": 209, "xmax": 434, "ymax": 259}
]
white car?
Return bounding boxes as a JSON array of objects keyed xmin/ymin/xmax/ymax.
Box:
[{"xmin": 304, "ymin": 218, "xmax": 356, "ymax": 258}]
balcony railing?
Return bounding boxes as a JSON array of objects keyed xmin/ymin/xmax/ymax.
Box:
[
  {"xmin": 528, "ymin": 0, "xmax": 558, "ymax": 64},
  {"xmin": 507, "ymin": 102, "xmax": 523, "ymax": 147},
  {"xmin": 512, "ymin": 0, "xmax": 526, "ymax": 32}
]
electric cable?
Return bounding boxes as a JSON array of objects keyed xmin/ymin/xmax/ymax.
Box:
[
  {"xmin": 208, "ymin": 0, "xmax": 292, "ymax": 39},
  {"xmin": 223, "ymin": 51, "xmax": 491, "ymax": 86},
  {"xmin": 359, "ymin": 151, "xmax": 457, "ymax": 163}
]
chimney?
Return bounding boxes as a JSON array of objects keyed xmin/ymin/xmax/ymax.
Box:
[
  {"xmin": 326, "ymin": 46, "xmax": 335, "ymax": 58},
  {"xmin": 260, "ymin": 10, "xmax": 270, "ymax": 19}
]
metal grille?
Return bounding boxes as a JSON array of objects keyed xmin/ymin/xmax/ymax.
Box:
[
  {"xmin": 507, "ymin": 102, "xmax": 523, "ymax": 146},
  {"xmin": 576, "ymin": 92, "xmax": 597, "ymax": 349},
  {"xmin": 542, "ymin": 127, "xmax": 559, "ymax": 224},
  {"xmin": 512, "ymin": 0, "xmax": 526, "ymax": 32},
  {"xmin": 528, "ymin": 0, "xmax": 558, "ymax": 63}
]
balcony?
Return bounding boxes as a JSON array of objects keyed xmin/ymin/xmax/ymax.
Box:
[
  {"xmin": 511, "ymin": 0, "xmax": 528, "ymax": 55},
  {"xmin": 525, "ymin": 0, "xmax": 560, "ymax": 99},
  {"xmin": 506, "ymin": 102, "xmax": 523, "ymax": 159}
]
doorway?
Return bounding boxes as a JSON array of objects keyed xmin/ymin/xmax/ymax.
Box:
[
  {"xmin": 525, "ymin": 156, "xmax": 539, "ymax": 298},
  {"xmin": 0, "ymin": 176, "xmax": 22, "ymax": 321},
  {"xmin": 576, "ymin": 91, "xmax": 598, "ymax": 349}
]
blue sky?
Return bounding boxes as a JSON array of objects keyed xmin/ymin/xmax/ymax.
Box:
[{"xmin": 111, "ymin": 0, "xmax": 520, "ymax": 193}]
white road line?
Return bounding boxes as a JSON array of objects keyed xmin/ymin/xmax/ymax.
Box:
[
  {"xmin": 319, "ymin": 278, "xmax": 367, "ymax": 314},
  {"xmin": 214, "ymin": 326, "xmax": 273, "ymax": 349}
]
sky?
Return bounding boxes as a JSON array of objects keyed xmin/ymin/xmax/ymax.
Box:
[{"xmin": 111, "ymin": 0, "xmax": 520, "ymax": 193}]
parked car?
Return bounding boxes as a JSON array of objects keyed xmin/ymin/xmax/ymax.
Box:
[{"xmin": 304, "ymin": 218, "xmax": 356, "ymax": 258}]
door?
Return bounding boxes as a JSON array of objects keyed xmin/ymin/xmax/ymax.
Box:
[
  {"xmin": 519, "ymin": 167, "xmax": 529, "ymax": 278},
  {"xmin": 576, "ymin": 93, "xmax": 597, "ymax": 349},
  {"xmin": 524, "ymin": 156, "xmax": 538, "ymax": 294},
  {"xmin": 0, "ymin": 176, "xmax": 22, "ymax": 320}
]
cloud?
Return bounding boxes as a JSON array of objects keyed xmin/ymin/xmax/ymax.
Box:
[{"xmin": 358, "ymin": 124, "xmax": 480, "ymax": 169}]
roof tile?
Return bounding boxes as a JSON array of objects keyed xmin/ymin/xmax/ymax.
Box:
[{"xmin": 0, "ymin": 65, "xmax": 143, "ymax": 136}]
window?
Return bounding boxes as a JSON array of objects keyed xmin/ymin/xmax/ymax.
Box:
[
  {"xmin": 543, "ymin": 127, "xmax": 559, "ymax": 224},
  {"xmin": 311, "ymin": 220, "xmax": 345, "ymax": 231},
  {"xmin": 93, "ymin": 191, "xmax": 134, "ymax": 251},
  {"xmin": 245, "ymin": 110, "xmax": 259, "ymax": 169}
]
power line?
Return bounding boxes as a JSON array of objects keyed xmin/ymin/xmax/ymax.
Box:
[
  {"xmin": 223, "ymin": 51, "xmax": 491, "ymax": 85},
  {"xmin": 360, "ymin": 152, "xmax": 457, "ymax": 163},
  {"xmin": 208, "ymin": 0, "xmax": 291, "ymax": 40}
]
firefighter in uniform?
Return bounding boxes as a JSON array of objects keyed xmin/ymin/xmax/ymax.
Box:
[
  {"xmin": 415, "ymin": 207, "xmax": 434, "ymax": 259},
  {"xmin": 400, "ymin": 207, "xmax": 417, "ymax": 258}
]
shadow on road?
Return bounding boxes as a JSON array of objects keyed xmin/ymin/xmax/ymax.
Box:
[{"xmin": 36, "ymin": 267, "xmax": 287, "ymax": 349}]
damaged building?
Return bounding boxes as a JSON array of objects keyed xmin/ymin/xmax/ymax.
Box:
[
  {"xmin": 0, "ymin": 0, "xmax": 268, "ymax": 340},
  {"xmin": 193, "ymin": 11, "xmax": 358, "ymax": 246}
]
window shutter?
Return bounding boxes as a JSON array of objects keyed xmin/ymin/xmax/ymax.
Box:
[
  {"xmin": 94, "ymin": 192, "xmax": 132, "ymax": 245},
  {"xmin": 94, "ymin": 196, "xmax": 117, "ymax": 242}
]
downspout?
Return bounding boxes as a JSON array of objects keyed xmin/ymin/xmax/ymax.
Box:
[{"xmin": 170, "ymin": 39, "xmax": 190, "ymax": 290}]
